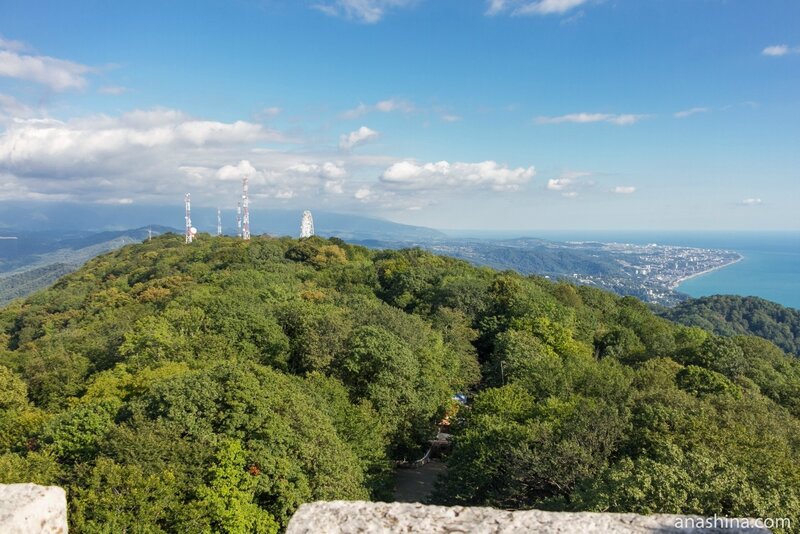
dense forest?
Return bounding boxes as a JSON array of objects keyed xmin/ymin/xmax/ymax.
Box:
[
  {"xmin": 0, "ymin": 263, "xmax": 76, "ymax": 306},
  {"xmin": 1, "ymin": 234, "xmax": 799, "ymax": 533},
  {"xmin": 660, "ymin": 295, "xmax": 800, "ymax": 357}
]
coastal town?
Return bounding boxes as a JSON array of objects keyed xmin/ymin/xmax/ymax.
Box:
[
  {"xmin": 562, "ymin": 241, "xmax": 743, "ymax": 305},
  {"xmin": 406, "ymin": 237, "xmax": 744, "ymax": 307}
]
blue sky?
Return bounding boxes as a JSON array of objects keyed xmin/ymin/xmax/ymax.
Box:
[{"xmin": 0, "ymin": 0, "xmax": 798, "ymax": 230}]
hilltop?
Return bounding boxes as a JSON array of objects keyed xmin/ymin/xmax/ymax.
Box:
[
  {"xmin": 0, "ymin": 234, "xmax": 799, "ymax": 532},
  {"xmin": 659, "ymin": 295, "xmax": 800, "ymax": 357}
]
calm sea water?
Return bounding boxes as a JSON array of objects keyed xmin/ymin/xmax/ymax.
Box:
[{"xmin": 444, "ymin": 230, "xmax": 800, "ymax": 310}]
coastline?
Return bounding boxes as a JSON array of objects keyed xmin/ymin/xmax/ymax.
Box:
[{"xmin": 670, "ymin": 254, "xmax": 744, "ymax": 290}]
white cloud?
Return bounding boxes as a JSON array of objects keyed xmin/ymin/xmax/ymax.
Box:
[
  {"xmin": 536, "ymin": 112, "xmax": 650, "ymax": 125},
  {"xmin": 381, "ymin": 160, "xmax": 535, "ymax": 192},
  {"xmin": 375, "ymin": 99, "xmax": 413, "ymax": 113},
  {"xmin": 354, "ymin": 186, "xmax": 372, "ymax": 200},
  {"xmin": 341, "ymin": 98, "xmax": 415, "ymax": 119},
  {"xmin": 313, "ymin": 0, "xmax": 417, "ymax": 23},
  {"xmin": 741, "ymin": 198, "xmax": 763, "ymax": 206},
  {"xmin": 546, "ymin": 170, "xmax": 591, "ymax": 196},
  {"xmin": 0, "ymin": 108, "xmax": 291, "ymax": 203},
  {"xmin": 324, "ymin": 180, "xmax": 345, "ymax": 194},
  {"xmin": 486, "ymin": 0, "xmax": 508, "ymax": 15},
  {"xmin": 339, "ymin": 126, "xmax": 379, "ymax": 150},
  {"xmin": 288, "ymin": 161, "xmax": 347, "ymax": 179},
  {"xmin": 178, "ymin": 158, "xmax": 352, "ymax": 204},
  {"xmin": 260, "ymin": 106, "xmax": 282, "ymax": 118},
  {"xmin": 674, "ymin": 107, "xmax": 710, "ymax": 119},
  {"xmin": 0, "ymin": 37, "xmax": 28, "ymax": 52},
  {"xmin": 516, "ymin": 0, "xmax": 589, "ymax": 15},
  {"xmin": 98, "ymin": 85, "xmax": 129, "ymax": 95},
  {"xmin": 95, "ymin": 197, "xmax": 134, "ymax": 205},
  {"xmin": 762, "ymin": 45, "xmax": 800, "ymax": 57},
  {"xmin": 612, "ymin": 186, "xmax": 636, "ymax": 194},
  {"xmin": 0, "ymin": 41, "xmax": 93, "ymax": 91},
  {"xmin": 487, "ymin": 0, "xmax": 590, "ymax": 16},
  {"xmin": 441, "ymin": 114, "xmax": 462, "ymax": 123},
  {"xmin": 216, "ymin": 160, "xmax": 259, "ymax": 181},
  {"xmin": 0, "ymin": 102, "xmax": 526, "ymax": 212}
]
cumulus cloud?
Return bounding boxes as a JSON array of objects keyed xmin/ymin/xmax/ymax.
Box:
[
  {"xmin": 339, "ymin": 126, "xmax": 379, "ymax": 150},
  {"xmin": 354, "ymin": 186, "xmax": 372, "ymax": 200},
  {"xmin": 0, "ymin": 37, "xmax": 28, "ymax": 52},
  {"xmin": 536, "ymin": 112, "xmax": 650, "ymax": 125},
  {"xmin": 762, "ymin": 45, "xmax": 800, "ymax": 57},
  {"xmin": 177, "ymin": 158, "xmax": 351, "ymax": 204},
  {"xmin": 216, "ymin": 160, "xmax": 259, "ymax": 181},
  {"xmin": 313, "ymin": 0, "xmax": 417, "ymax": 23},
  {"xmin": 674, "ymin": 107, "xmax": 710, "ymax": 119},
  {"xmin": 741, "ymin": 198, "xmax": 763, "ymax": 206},
  {"xmin": 612, "ymin": 186, "xmax": 636, "ymax": 194},
  {"xmin": 0, "ymin": 107, "xmax": 300, "ymax": 204},
  {"xmin": 487, "ymin": 0, "xmax": 590, "ymax": 16},
  {"xmin": 288, "ymin": 161, "xmax": 347, "ymax": 179},
  {"xmin": 0, "ymin": 100, "xmax": 531, "ymax": 212},
  {"xmin": 0, "ymin": 109, "xmax": 273, "ymax": 177},
  {"xmin": 546, "ymin": 171, "xmax": 592, "ymax": 196},
  {"xmin": 341, "ymin": 98, "xmax": 415, "ymax": 119},
  {"xmin": 381, "ymin": 160, "xmax": 535, "ymax": 192},
  {"xmin": 486, "ymin": 0, "xmax": 508, "ymax": 15},
  {"xmin": 0, "ymin": 39, "xmax": 93, "ymax": 91}
]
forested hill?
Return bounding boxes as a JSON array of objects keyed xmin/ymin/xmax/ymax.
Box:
[
  {"xmin": 1, "ymin": 234, "xmax": 799, "ymax": 532},
  {"xmin": 660, "ymin": 295, "xmax": 800, "ymax": 357}
]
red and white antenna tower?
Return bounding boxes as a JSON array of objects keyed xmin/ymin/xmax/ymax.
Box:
[
  {"xmin": 217, "ymin": 208, "xmax": 222, "ymax": 236},
  {"xmin": 236, "ymin": 202, "xmax": 242, "ymax": 238},
  {"xmin": 184, "ymin": 193, "xmax": 193, "ymax": 244},
  {"xmin": 241, "ymin": 176, "xmax": 251, "ymax": 240}
]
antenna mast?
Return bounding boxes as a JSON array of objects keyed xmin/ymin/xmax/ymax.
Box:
[
  {"xmin": 217, "ymin": 208, "xmax": 222, "ymax": 236},
  {"xmin": 300, "ymin": 210, "xmax": 314, "ymax": 238},
  {"xmin": 241, "ymin": 176, "xmax": 251, "ymax": 240},
  {"xmin": 184, "ymin": 193, "xmax": 193, "ymax": 244}
]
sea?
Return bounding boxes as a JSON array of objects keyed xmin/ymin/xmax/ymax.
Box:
[{"xmin": 443, "ymin": 230, "xmax": 800, "ymax": 310}]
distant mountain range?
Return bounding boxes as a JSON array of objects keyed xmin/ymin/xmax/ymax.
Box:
[{"xmin": 0, "ymin": 202, "xmax": 445, "ymax": 241}]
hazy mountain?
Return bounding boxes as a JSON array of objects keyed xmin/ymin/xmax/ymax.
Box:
[{"xmin": 0, "ymin": 202, "xmax": 445, "ymax": 241}]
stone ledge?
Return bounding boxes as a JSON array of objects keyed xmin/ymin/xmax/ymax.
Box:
[
  {"xmin": 286, "ymin": 501, "xmax": 771, "ymax": 534},
  {"xmin": 0, "ymin": 484, "xmax": 68, "ymax": 534}
]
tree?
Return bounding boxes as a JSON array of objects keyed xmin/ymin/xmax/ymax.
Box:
[
  {"xmin": 338, "ymin": 326, "xmax": 420, "ymax": 445},
  {"xmin": 71, "ymin": 458, "xmax": 181, "ymax": 533},
  {"xmin": 0, "ymin": 365, "xmax": 27, "ymax": 411},
  {"xmin": 186, "ymin": 439, "xmax": 278, "ymax": 534}
]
